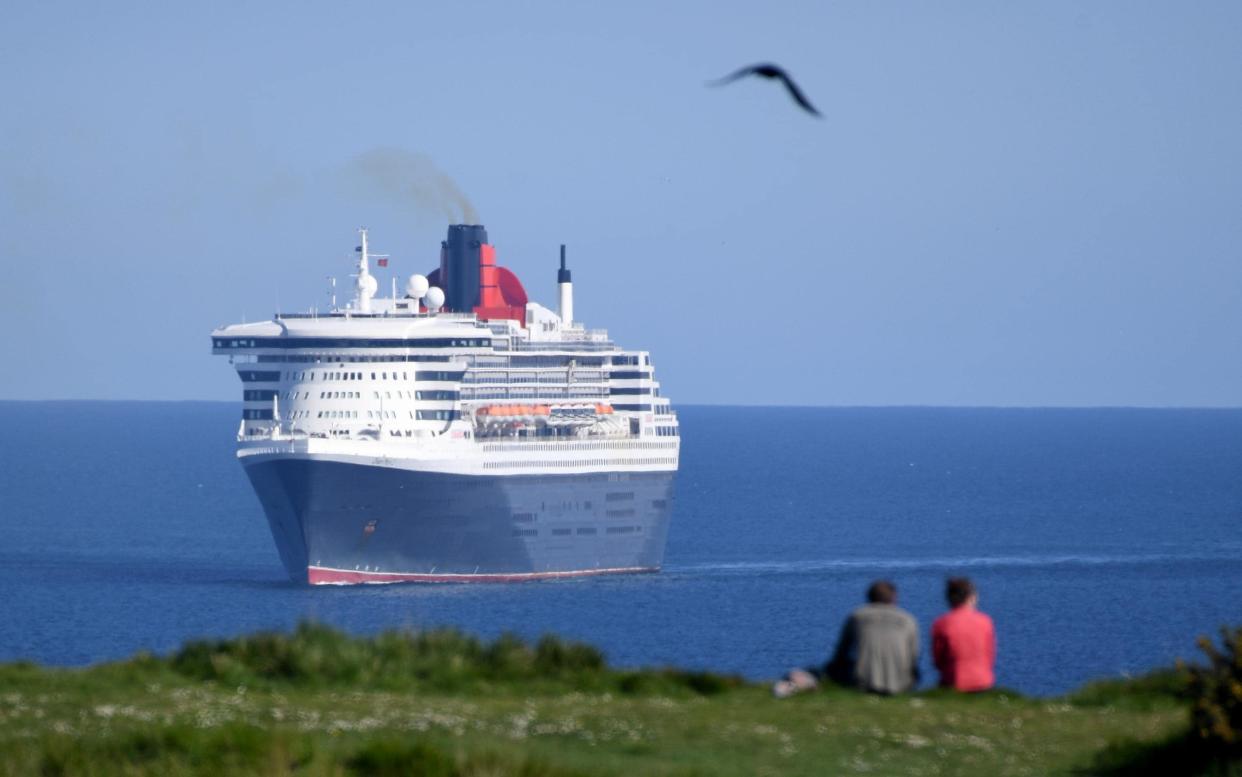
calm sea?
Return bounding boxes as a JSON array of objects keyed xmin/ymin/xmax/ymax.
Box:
[{"xmin": 1, "ymin": 402, "xmax": 1239, "ymax": 696}]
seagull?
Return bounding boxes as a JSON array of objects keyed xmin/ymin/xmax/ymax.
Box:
[{"xmin": 708, "ymin": 63, "xmax": 821, "ymax": 117}]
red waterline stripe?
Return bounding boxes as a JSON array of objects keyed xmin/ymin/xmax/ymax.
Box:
[{"xmin": 306, "ymin": 565, "xmax": 658, "ymax": 585}]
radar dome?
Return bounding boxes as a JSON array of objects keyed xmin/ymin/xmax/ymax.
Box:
[
  {"xmin": 357, "ymin": 273, "xmax": 378, "ymax": 296},
  {"xmin": 423, "ymin": 286, "xmax": 445, "ymax": 312},
  {"xmin": 406, "ymin": 274, "xmax": 429, "ymax": 299}
]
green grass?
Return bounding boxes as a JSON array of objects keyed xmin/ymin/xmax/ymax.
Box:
[{"xmin": 0, "ymin": 622, "xmax": 1233, "ymax": 776}]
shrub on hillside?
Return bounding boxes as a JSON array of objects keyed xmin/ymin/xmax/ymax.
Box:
[
  {"xmin": 1185, "ymin": 626, "xmax": 1242, "ymax": 756},
  {"xmin": 165, "ymin": 621, "xmax": 738, "ymax": 697},
  {"xmin": 169, "ymin": 623, "xmax": 605, "ymax": 691}
]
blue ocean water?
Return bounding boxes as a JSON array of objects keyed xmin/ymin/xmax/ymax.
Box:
[{"xmin": 1, "ymin": 402, "xmax": 1239, "ymax": 696}]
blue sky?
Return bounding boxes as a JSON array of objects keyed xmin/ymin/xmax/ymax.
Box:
[{"xmin": 2, "ymin": 1, "xmax": 1240, "ymax": 405}]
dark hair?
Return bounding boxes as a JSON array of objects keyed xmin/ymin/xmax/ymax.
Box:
[
  {"xmin": 867, "ymin": 580, "xmax": 897, "ymax": 604},
  {"xmin": 946, "ymin": 577, "xmax": 976, "ymax": 608}
]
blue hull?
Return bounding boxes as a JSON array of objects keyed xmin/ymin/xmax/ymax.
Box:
[{"xmin": 241, "ymin": 458, "xmax": 676, "ymax": 584}]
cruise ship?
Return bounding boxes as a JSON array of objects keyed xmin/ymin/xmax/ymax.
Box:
[{"xmin": 212, "ymin": 224, "xmax": 679, "ymax": 584}]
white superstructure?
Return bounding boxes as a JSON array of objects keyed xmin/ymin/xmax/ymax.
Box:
[{"xmin": 212, "ymin": 228, "xmax": 680, "ymax": 478}]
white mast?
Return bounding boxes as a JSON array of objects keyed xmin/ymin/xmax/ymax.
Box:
[
  {"xmin": 272, "ymin": 392, "xmax": 282, "ymax": 437},
  {"xmin": 355, "ymin": 227, "xmax": 378, "ymax": 313},
  {"xmin": 558, "ymin": 244, "xmax": 574, "ymax": 326}
]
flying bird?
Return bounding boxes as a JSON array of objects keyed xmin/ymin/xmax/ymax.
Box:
[{"xmin": 708, "ymin": 63, "xmax": 821, "ymax": 117}]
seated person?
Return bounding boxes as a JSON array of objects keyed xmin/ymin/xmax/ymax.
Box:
[
  {"xmin": 931, "ymin": 576, "xmax": 996, "ymax": 692},
  {"xmin": 775, "ymin": 580, "xmax": 920, "ymax": 697}
]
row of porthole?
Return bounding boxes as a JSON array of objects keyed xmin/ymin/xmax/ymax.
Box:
[
  {"xmin": 482, "ymin": 458, "xmax": 678, "ymax": 469},
  {"xmin": 513, "ymin": 526, "xmax": 644, "ymax": 538}
]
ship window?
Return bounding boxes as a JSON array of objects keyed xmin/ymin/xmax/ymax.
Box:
[
  {"xmin": 512, "ymin": 512, "xmax": 535, "ymax": 523},
  {"xmin": 576, "ymin": 528, "xmax": 596, "ymax": 535},
  {"xmin": 606, "ymin": 508, "xmax": 636, "ymax": 518},
  {"xmin": 551, "ymin": 528, "xmax": 571, "ymax": 536},
  {"xmin": 239, "ymin": 370, "xmax": 281, "ymax": 383},
  {"xmin": 416, "ymin": 390, "xmax": 460, "ymax": 401},
  {"xmin": 512, "ymin": 529, "xmax": 537, "ymax": 537},
  {"xmin": 415, "ymin": 370, "xmax": 465, "ymax": 382}
]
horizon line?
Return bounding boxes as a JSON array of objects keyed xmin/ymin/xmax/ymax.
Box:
[{"xmin": 2, "ymin": 399, "xmax": 1241, "ymax": 411}]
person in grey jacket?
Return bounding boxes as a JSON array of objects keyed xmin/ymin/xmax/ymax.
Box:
[{"xmin": 823, "ymin": 580, "xmax": 921, "ymax": 695}]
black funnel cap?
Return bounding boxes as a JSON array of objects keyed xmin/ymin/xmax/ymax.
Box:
[
  {"xmin": 558, "ymin": 244, "xmax": 571, "ymax": 283},
  {"xmin": 442, "ymin": 224, "xmax": 488, "ymax": 312}
]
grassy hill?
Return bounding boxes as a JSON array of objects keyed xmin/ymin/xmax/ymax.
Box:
[{"xmin": 0, "ymin": 623, "xmax": 1232, "ymax": 776}]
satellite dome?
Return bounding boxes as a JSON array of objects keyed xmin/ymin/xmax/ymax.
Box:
[
  {"xmin": 423, "ymin": 286, "xmax": 445, "ymax": 311},
  {"xmin": 357, "ymin": 273, "xmax": 378, "ymax": 296},
  {"xmin": 406, "ymin": 274, "xmax": 429, "ymax": 299}
]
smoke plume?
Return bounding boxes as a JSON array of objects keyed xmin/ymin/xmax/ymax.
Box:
[{"xmin": 345, "ymin": 148, "xmax": 479, "ymax": 224}]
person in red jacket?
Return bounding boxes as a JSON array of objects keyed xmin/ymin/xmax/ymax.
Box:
[{"xmin": 931, "ymin": 577, "xmax": 996, "ymax": 691}]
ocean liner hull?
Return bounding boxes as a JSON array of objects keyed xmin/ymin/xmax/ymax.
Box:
[{"xmin": 242, "ymin": 457, "xmax": 675, "ymax": 584}]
